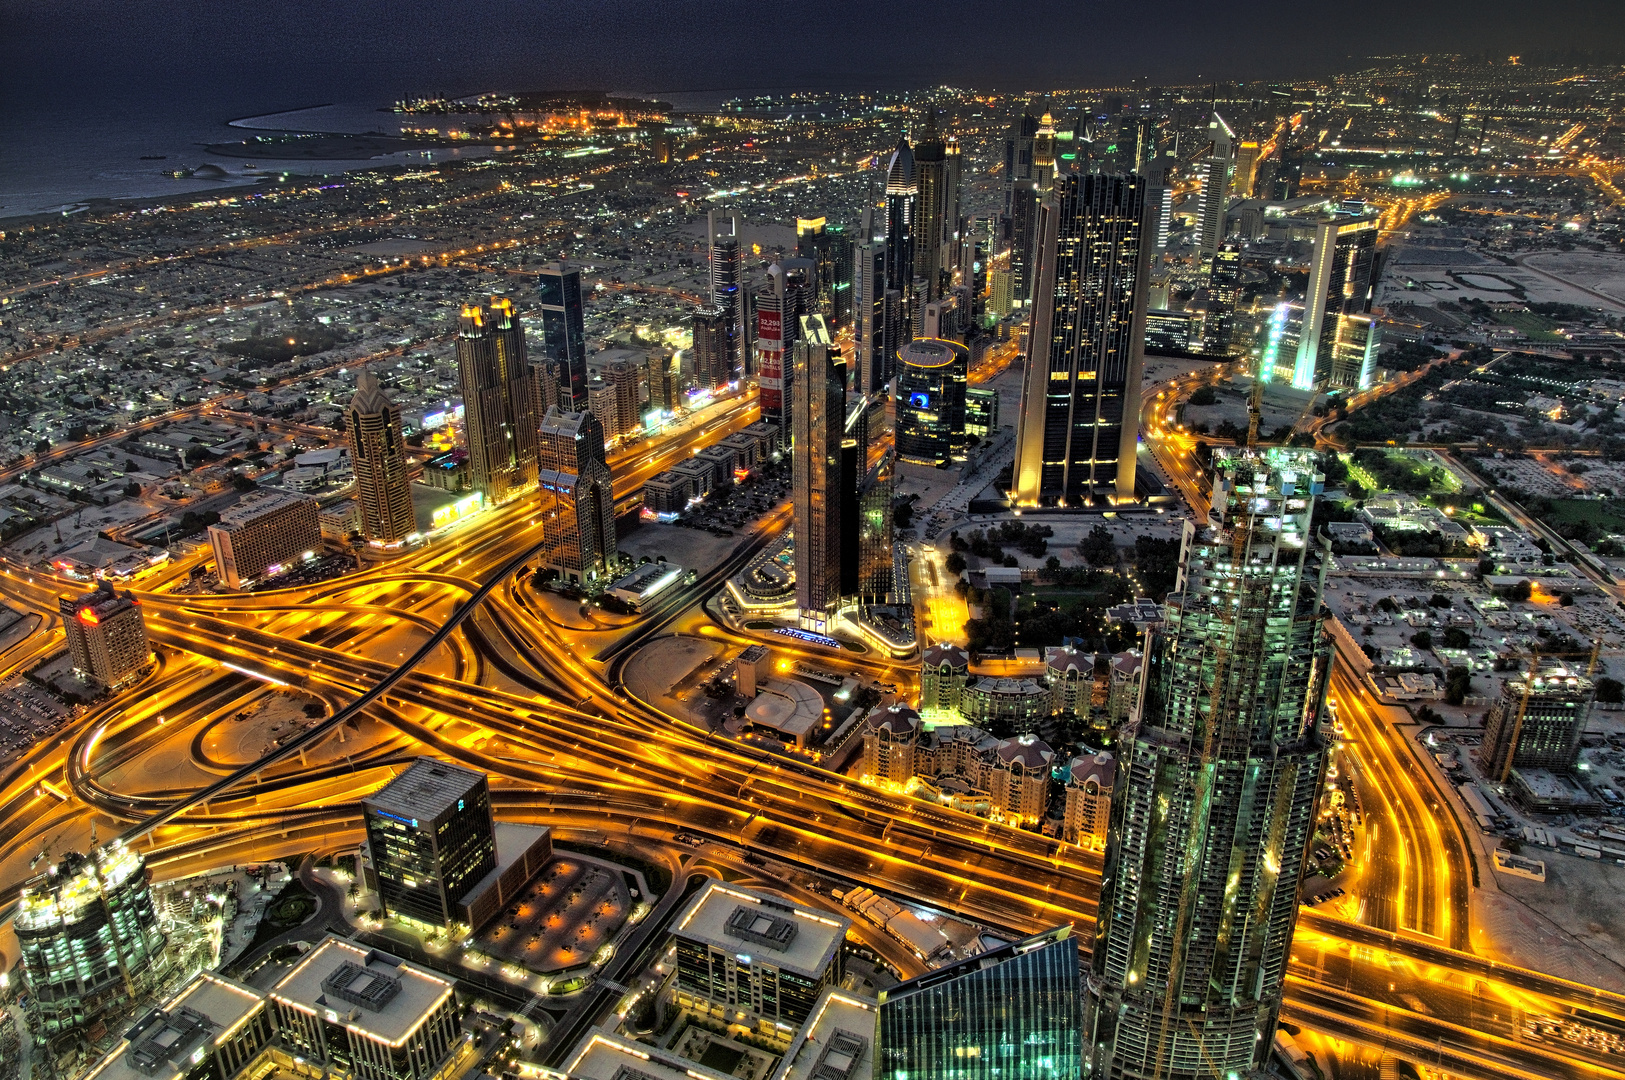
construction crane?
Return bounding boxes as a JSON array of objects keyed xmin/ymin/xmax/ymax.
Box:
[{"xmin": 1495, "ymin": 639, "xmax": 1601, "ymax": 785}]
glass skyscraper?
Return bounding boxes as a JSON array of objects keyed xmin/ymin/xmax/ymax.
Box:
[
  {"xmin": 878, "ymin": 925, "xmax": 1083, "ymax": 1080},
  {"xmin": 456, "ymin": 298, "xmax": 540, "ymax": 507},
  {"xmin": 1084, "ymin": 447, "xmax": 1332, "ymax": 1080},
  {"xmin": 537, "ymin": 262, "xmax": 589, "ymax": 412},
  {"xmin": 895, "ymin": 338, "xmax": 968, "ymax": 466},
  {"xmin": 362, "ymin": 759, "xmax": 497, "ymax": 928}
]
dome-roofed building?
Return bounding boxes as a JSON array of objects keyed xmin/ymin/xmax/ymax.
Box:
[
  {"xmin": 920, "ymin": 643, "xmax": 971, "ymax": 719},
  {"xmin": 1064, "ymin": 751, "xmax": 1116, "ymax": 850},
  {"xmin": 1046, "ymin": 645, "xmax": 1098, "ymax": 717},
  {"xmin": 986, "ymin": 734, "xmax": 1056, "ymax": 825},
  {"xmin": 861, "ymin": 703, "xmax": 923, "ymax": 786}
]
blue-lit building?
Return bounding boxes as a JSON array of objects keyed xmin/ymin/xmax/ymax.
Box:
[
  {"xmin": 538, "ymin": 262, "xmax": 589, "ymax": 412},
  {"xmin": 895, "ymin": 338, "xmax": 968, "ymax": 466},
  {"xmin": 877, "ymin": 925, "xmax": 1083, "ymax": 1079},
  {"xmin": 362, "ymin": 759, "xmax": 497, "ymax": 928}
]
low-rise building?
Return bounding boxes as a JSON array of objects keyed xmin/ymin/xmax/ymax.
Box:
[
  {"xmin": 82, "ymin": 974, "xmax": 274, "ymax": 1080},
  {"xmin": 642, "ymin": 471, "xmax": 692, "ymax": 517},
  {"xmin": 669, "ymin": 881, "xmax": 850, "ymax": 1041}
]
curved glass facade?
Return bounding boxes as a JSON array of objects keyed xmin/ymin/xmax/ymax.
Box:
[{"xmin": 895, "ymin": 338, "xmax": 968, "ymax": 466}]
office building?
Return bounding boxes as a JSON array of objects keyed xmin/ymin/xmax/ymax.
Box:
[
  {"xmin": 895, "ymin": 338, "xmax": 968, "ymax": 466},
  {"xmin": 270, "ymin": 936, "xmax": 460, "ymax": 1080},
  {"xmin": 61, "ymin": 580, "xmax": 150, "ymax": 689},
  {"xmin": 363, "ymin": 758, "xmax": 497, "ymax": 928},
  {"xmin": 774, "ymin": 990, "xmax": 878, "ymax": 1080},
  {"xmin": 1009, "ymin": 112, "xmax": 1058, "ymax": 310},
  {"xmin": 1233, "ymin": 139, "xmax": 1261, "ymax": 199},
  {"xmin": 856, "ymin": 447, "xmax": 895, "ymax": 599},
  {"xmin": 670, "ymin": 880, "xmax": 850, "ymax": 1039},
  {"xmin": 877, "ymin": 926, "xmax": 1083, "ymax": 1080},
  {"xmin": 1202, "ymin": 243, "xmax": 1241, "ymax": 358},
  {"xmin": 647, "ymin": 348, "xmax": 679, "ymax": 415},
  {"xmin": 537, "ymin": 263, "xmax": 589, "ymax": 411},
  {"xmin": 838, "ymin": 397, "xmax": 867, "ymax": 598},
  {"xmin": 791, "ymin": 315, "xmax": 843, "ymax": 623},
  {"xmin": 642, "ymin": 471, "xmax": 692, "ymax": 517},
  {"xmin": 456, "ymin": 299, "xmax": 540, "ymax": 507},
  {"xmin": 17, "ymin": 841, "xmax": 168, "ymax": 1038},
  {"xmin": 965, "ymin": 386, "xmax": 999, "ymax": 439},
  {"xmin": 1197, "ymin": 113, "xmax": 1236, "ymax": 258},
  {"xmin": 912, "ymin": 110, "xmax": 949, "ymax": 302},
  {"xmin": 537, "ymin": 407, "xmax": 618, "ymax": 583},
  {"xmin": 601, "ymin": 358, "xmax": 643, "ymax": 440},
  {"xmin": 1084, "ymin": 447, "xmax": 1331, "ymax": 1080},
  {"xmin": 884, "ymin": 134, "xmax": 917, "ymax": 315},
  {"xmin": 347, "ymin": 369, "xmax": 415, "ymax": 545},
  {"xmin": 852, "ymin": 213, "xmax": 890, "ymax": 394},
  {"xmin": 83, "ymin": 974, "xmax": 275, "ymax": 1080},
  {"xmin": 1003, "ymin": 108, "xmax": 1040, "ymax": 304},
  {"xmin": 1013, "ymin": 172, "xmax": 1149, "ymax": 506},
  {"xmin": 708, "ymin": 210, "xmax": 748, "ymax": 375},
  {"xmin": 1144, "ymin": 309, "xmax": 1194, "ymax": 354},
  {"xmin": 692, "ymin": 306, "xmax": 735, "ymax": 391},
  {"xmin": 797, "ymin": 216, "xmax": 842, "ymax": 326},
  {"xmin": 208, "ymin": 489, "xmax": 321, "ymax": 590},
  {"xmin": 756, "ymin": 260, "xmax": 816, "ymax": 432},
  {"xmin": 1481, "ymin": 669, "xmax": 1595, "ymax": 781},
  {"xmin": 1295, "ymin": 215, "xmax": 1381, "ymax": 390},
  {"xmin": 1142, "ymin": 154, "xmax": 1176, "ymax": 255}
]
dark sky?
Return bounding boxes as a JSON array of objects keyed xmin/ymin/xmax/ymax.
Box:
[{"xmin": 5, "ymin": 0, "xmax": 1625, "ymax": 106}]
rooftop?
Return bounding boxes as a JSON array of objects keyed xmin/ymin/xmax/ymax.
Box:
[
  {"xmin": 671, "ymin": 881, "xmax": 848, "ymax": 980},
  {"xmin": 270, "ymin": 937, "xmax": 453, "ymax": 1046},
  {"xmin": 83, "ymin": 974, "xmax": 266, "ymax": 1080},
  {"xmin": 363, "ymin": 759, "xmax": 486, "ymax": 824},
  {"xmin": 565, "ymin": 1031, "xmax": 735, "ymax": 1080},
  {"xmin": 773, "ymin": 990, "xmax": 876, "ymax": 1080}
]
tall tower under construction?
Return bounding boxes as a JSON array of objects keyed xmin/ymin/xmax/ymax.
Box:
[{"xmin": 1085, "ymin": 447, "xmax": 1333, "ymax": 1079}]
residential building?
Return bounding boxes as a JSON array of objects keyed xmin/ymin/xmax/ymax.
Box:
[
  {"xmin": 1084, "ymin": 448, "xmax": 1331, "ymax": 1079},
  {"xmin": 61, "ymin": 581, "xmax": 149, "ymax": 688},
  {"xmin": 601, "ymin": 358, "xmax": 643, "ymax": 440},
  {"xmin": 877, "ymin": 925, "xmax": 1083, "ymax": 1080},
  {"xmin": 1481, "ymin": 669, "xmax": 1595, "ymax": 782},
  {"xmin": 537, "ymin": 263, "xmax": 589, "ymax": 411},
  {"xmin": 911, "ymin": 111, "xmax": 949, "ymax": 302},
  {"xmin": 692, "ymin": 306, "xmax": 736, "ymax": 392},
  {"xmin": 883, "ymin": 134, "xmax": 917, "ymax": 319},
  {"xmin": 959, "ymin": 677, "xmax": 1054, "ymax": 734},
  {"xmin": 537, "ymin": 407, "xmax": 618, "ymax": 583},
  {"xmin": 1063, "ymin": 751, "xmax": 1115, "ymax": 850},
  {"xmin": 852, "ymin": 214, "xmax": 891, "ymax": 394},
  {"xmin": 895, "ymin": 338, "xmax": 968, "ymax": 466},
  {"xmin": 362, "ymin": 759, "xmax": 497, "ymax": 929},
  {"xmin": 1013, "ymin": 170, "xmax": 1149, "ymax": 506},
  {"xmin": 670, "ymin": 881, "xmax": 850, "ymax": 1040},
  {"xmin": 456, "ymin": 299, "xmax": 540, "ymax": 507},
  {"xmin": 983, "ymin": 734, "xmax": 1055, "ymax": 824},
  {"xmin": 1202, "ymin": 243, "xmax": 1241, "ymax": 357},
  {"xmin": 346, "ymin": 370, "xmax": 415, "ymax": 545},
  {"xmin": 269, "ymin": 936, "xmax": 460, "ymax": 1080},
  {"xmin": 16, "ymin": 841, "xmax": 168, "ymax": 1038},
  {"xmin": 792, "ymin": 315, "xmax": 843, "ymax": 624},
  {"xmin": 861, "ymin": 703, "xmax": 922, "ymax": 786},
  {"xmin": 919, "ymin": 643, "xmax": 971, "ymax": 719},
  {"xmin": 208, "ymin": 489, "xmax": 320, "ymax": 590}
]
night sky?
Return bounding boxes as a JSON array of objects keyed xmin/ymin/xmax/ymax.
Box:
[{"xmin": 5, "ymin": 0, "xmax": 1625, "ymax": 107}]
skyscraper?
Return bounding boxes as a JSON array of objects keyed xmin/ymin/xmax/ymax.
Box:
[
  {"xmin": 362, "ymin": 759, "xmax": 497, "ymax": 928},
  {"xmin": 1013, "ymin": 172, "xmax": 1149, "ymax": 506},
  {"xmin": 1002, "ymin": 107, "xmax": 1039, "ymax": 243},
  {"xmin": 537, "ymin": 263, "xmax": 589, "ymax": 411},
  {"xmin": 791, "ymin": 315, "xmax": 842, "ymax": 624},
  {"xmin": 856, "ymin": 447, "xmax": 895, "ymax": 600},
  {"xmin": 537, "ymin": 407, "xmax": 618, "ymax": 582},
  {"xmin": 602, "ymin": 357, "xmax": 643, "ymax": 440},
  {"xmin": 346, "ymin": 369, "xmax": 415, "ymax": 544},
  {"xmin": 692, "ymin": 306, "xmax": 736, "ymax": 391},
  {"xmin": 755, "ymin": 259, "xmax": 815, "ymax": 433},
  {"xmin": 1010, "ymin": 110, "xmax": 1058, "ymax": 309},
  {"xmin": 895, "ymin": 338, "xmax": 968, "ymax": 466},
  {"xmin": 1295, "ymin": 215, "xmax": 1381, "ymax": 390},
  {"xmin": 457, "ymin": 299, "xmax": 540, "ymax": 507},
  {"xmin": 884, "ymin": 133, "xmax": 917, "ymax": 318},
  {"xmin": 1201, "ymin": 243, "xmax": 1241, "ymax": 358},
  {"xmin": 796, "ymin": 216, "xmax": 839, "ymax": 325},
  {"xmin": 852, "ymin": 211, "xmax": 890, "ymax": 394},
  {"xmin": 878, "ymin": 925, "xmax": 1083, "ymax": 1080},
  {"xmin": 912, "ymin": 110, "xmax": 949, "ymax": 303},
  {"xmin": 1197, "ymin": 113, "xmax": 1236, "ymax": 259},
  {"xmin": 1084, "ymin": 447, "xmax": 1331, "ymax": 1080},
  {"xmin": 708, "ymin": 210, "xmax": 748, "ymax": 375},
  {"xmin": 1232, "ymin": 139, "xmax": 1261, "ymax": 199}
]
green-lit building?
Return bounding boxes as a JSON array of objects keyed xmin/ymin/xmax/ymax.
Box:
[
  {"xmin": 1085, "ymin": 447, "xmax": 1333, "ymax": 1079},
  {"xmin": 877, "ymin": 925, "xmax": 1082, "ymax": 1079}
]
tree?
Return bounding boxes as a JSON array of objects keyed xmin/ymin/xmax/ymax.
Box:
[
  {"xmin": 1428, "ymin": 593, "xmax": 1451, "ymax": 608},
  {"xmin": 1445, "ymin": 666, "xmax": 1472, "ymax": 706},
  {"xmin": 1079, "ymin": 525, "xmax": 1116, "ymax": 566},
  {"xmin": 1442, "ymin": 626, "xmax": 1471, "ymax": 649},
  {"xmin": 1189, "ymin": 385, "xmax": 1217, "ymax": 406},
  {"xmin": 1410, "ymin": 630, "xmax": 1433, "ymax": 650},
  {"xmin": 1559, "ymin": 592, "xmax": 1575, "ymax": 607},
  {"xmin": 1510, "ymin": 579, "xmax": 1533, "ymax": 602},
  {"xmin": 944, "ymin": 551, "xmax": 967, "ymax": 576}
]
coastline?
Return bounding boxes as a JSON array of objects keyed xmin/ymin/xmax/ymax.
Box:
[{"xmin": 226, "ymin": 104, "xmax": 335, "ymax": 129}]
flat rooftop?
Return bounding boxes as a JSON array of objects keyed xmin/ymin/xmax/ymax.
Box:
[
  {"xmin": 270, "ymin": 936, "xmax": 454, "ymax": 1046},
  {"xmin": 565, "ymin": 1031, "xmax": 735, "ymax": 1080},
  {"xmin": 671, "ymin": 881, "xmax": 848, "ymax": 981},
  {"xmin": 364, "ymin": 758, "xmax": 486, "ymax": 823},
  {"xmin": 774, "ymin": 990, "xmax": 876, "ymax": 1080},
  {"xmin": 84, "ymin": 974, "xmax": 267, "ymax": 1080},
  {"xmin": 744, "ymin": 678, "xmax": 824, "ymax": 740}
]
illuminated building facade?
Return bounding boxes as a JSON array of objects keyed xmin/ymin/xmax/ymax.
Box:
[
  {"xmin": 1085, "ymin": 448, "xmax": 1332, "ymax": 1080},
  {"xmin": 856, "ymin": 447, "xmax": 895, "ymax": 599},
  {"xmin": 796, "ymin": 216, "xmax": 842, "ymax": 327},
  {"xmin": 456, "ymin": 299, "xmax": 541, "ymax": 507},
  {"xmin": 362, "ymin": 759, "xmax": 497, "ymax": 928},
  {"xmin": 1013, "ymin": 172, "xmax": 1148, "ymax": 506},
  {"xmin": 1481, "ymin": 670, "xmax": 1595, "ymax": 780},
  {"xmin": 884, "ymin": 134, "xmax": 917, "ymax": 319},
  {"xmin": 965, "ymin": 386, "xmax": 1000, "ymax": 439},
  {"xmin": 1197, "ymin": 113, "xmax": 1235, "ymax": 259},
  {"xmin": 61, "ymin": 580, "xmax": 150, "ymax": 688},
  {"xmin": 791, "ymin": 315, "xmax": 843, "ymax": 623},
  {"xmin": 708, "ymin": 210, "xmax": 748, "ymax": 375},
  {"xmin": 878, "ymin": 926, "xmax": 1083, "ymax": 1080},
  {"xmin": 756, "ymin": 260, "xmax": 816, "ymax": 434},
  {"xmin": 1296, "ymin": 215, "xmax": 1380, "ymax": 390},
  {"xmin": 1063, "ymin": 751, "xmax": 1115, "ymax": 850},
  {"xmin": 537, "ymin": 407, "xmax": 618, "ymax": 583},
  {"xmin": 347, "ymin": 369, "xmax": 416, "ymax": 545},
  {"xmin": 895, "ymin": 339, "xmax": 968, "ymax": 466},
  {"xmin": 852, "ymin": 213, "xmax": 891, "ymax": 394},
  {"xmin": 207, "ymin": 489, "xmax": 321, "ymax": 590},
  {"xmin": 17, "ymin": 841, "xmax": 168, "ymax": 1038},
  {"xmin": 537, "ymin": 263, "xmax": 590, "ymax": 411},
  {"xmin": 1202, "ymin": 243, "xmax": 1241, "ymax": 358},
  {"xmin": 692, "ymin": 306, "xmax": 735, "ymax": 392}
]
